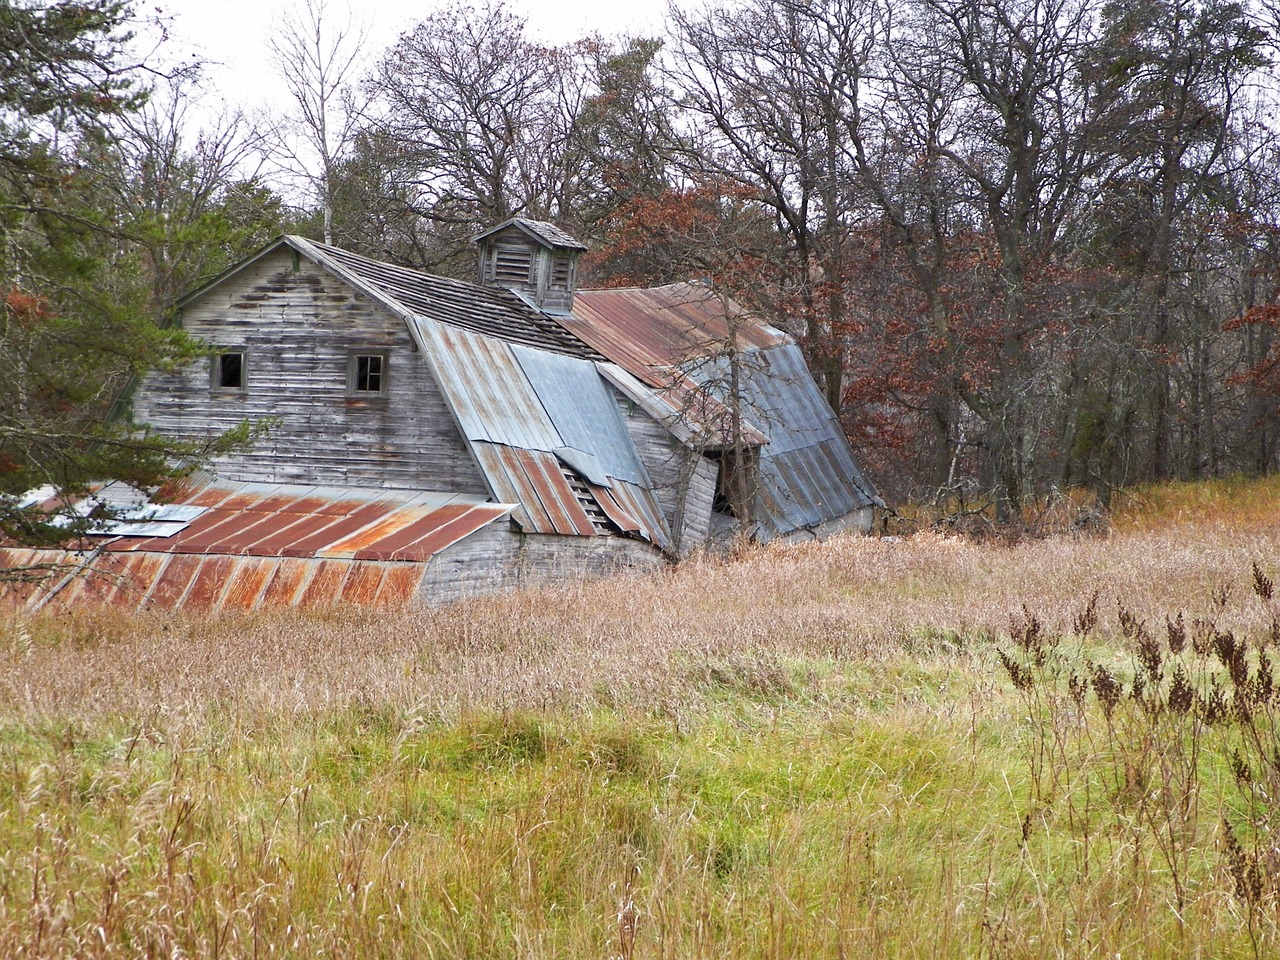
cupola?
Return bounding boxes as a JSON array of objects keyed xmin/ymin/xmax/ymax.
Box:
[{"xmin": 474, "ymin": 217, "xmax": 587, "ymax": 315}]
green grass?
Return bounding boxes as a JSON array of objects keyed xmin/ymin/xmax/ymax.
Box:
[{"xmin": 0, "ymin": 663, "xmax": 1269, "ymax": 957}]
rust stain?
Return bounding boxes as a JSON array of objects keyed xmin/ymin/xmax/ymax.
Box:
[
  {"xmin": 108, "ymin": 555, "xmax": 168, "ymax": 609},
  {"xmin": 258, "ymin": 559, "xmax": 314, "ymax": 609},
  {"xmin": 278, "ymin": 503, "xmax": 389, "ymax": 558},
  {"xmin": 220, "ymin": 558, "xmax": 276, "ymax": 610},
  {"xmin": 145, "ymin": 554, "xmax": 203, "ymax": 608},
  {"xmin": 319, "ymin": 508, "xmax": 431, "ymax": 558},
  {"xmin": 401, "ymin": 504, "xmax": 510, "ymax": 559},
  {"xmin": 339, "ymin": 564, "xmax": 386, "ymax": 604},
  {"xmin": 295, "ymin": 561, "xmax": 350, "ymax": 607},
  {"xmin": 161, "ymin": 510, "xmax": 265, "ymax": 555},
  {"xmin": 590, "ymin": 484, "xmax": 641, "ymax": 534},
  {"xmin": 374, "ymin": 565, "xmax": 420, "ymax": 606},
  {"xmin": 351, "ymin": 502, "xmax": 471, "ymax": 560},
  {"xmin": 182, "ymin": 556, "xmax": 237, "ymax": 612},
  {"xmin": 511, "ymin": 447, "xmax": 594, "ymax": 536},
  {"xmin": 245, "ymin": 513, "xmax": 346, "ymax": 556}
]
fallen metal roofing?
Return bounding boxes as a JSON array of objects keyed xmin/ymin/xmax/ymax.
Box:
[
  {"xmin": 0, "ymin": 480, "xmax": 514, "ymax": 614},
  {"xmin": 415, "ymin": 316, "xmax": 672, "ymax": 551},
  {"xmin": 698, "ymin": 343, "xmax": 883, "ymax": 533}
]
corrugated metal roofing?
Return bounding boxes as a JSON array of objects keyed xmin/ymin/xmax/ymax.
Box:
[
  {"xmin": 512, "ymin": 345, "xmax": 646, "ymax": 485},
  {"xmin": 699, "ymin": 343, "xmax": 882, "ymax": 531},
  {"xmin": 563, "ymin": 288, "xmax": 883, "ymax": 537},
  {"xmin": 100, "ymin": 479, "xmax": 512, "ymax": 562},
  {"xmin": 1, "ymin": 549, "xmax": 430, "ymax": 614},
  {"xmin": 569, "ymin": 283, "xmax": 785, "ymax": 372},
  {"xmin": 415, "ymin": 316, "xmax": 673, "ymax": 552},
  {"xmin": 0, "ymin": 480, "xmax": 515, "ymax": 614}
]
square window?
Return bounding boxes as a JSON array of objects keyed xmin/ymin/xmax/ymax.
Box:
[
  {"xmin": 212, "ymin": 350, "xmax": 246, "ymax": 391},
  {"xmin": 348, "ymin": 353, "xmax": 387, "ymax": 396}
]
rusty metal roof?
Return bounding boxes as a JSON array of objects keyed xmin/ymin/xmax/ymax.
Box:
[
  {"xmin": 99, "ymin": 479, "xmax": 513, "ymax": 562},
  {"xmin": 0, "ymin": 480, "xmax": 515, "ymax": 614},
  {"xmin": 563, "ymin": 288, "xmax": 883, "ymax": 537},
  {"xmin": 1, "ymin": 548, "xmax": 436, "ymax": 614},
  {"xmin": 415, "ymin": 316, "xmax": 672, "ymax": 552},
  {"xmin": 569, "ymin": 283, "xmax": 786, "ymax": 372}
]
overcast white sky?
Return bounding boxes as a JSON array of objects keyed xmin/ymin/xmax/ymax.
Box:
[{"xmin": 156, "ymin": 0, "xmax": 673, "ymax": 120}]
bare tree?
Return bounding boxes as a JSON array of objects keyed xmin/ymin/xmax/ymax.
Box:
[{"xmin": 268, "ymin": 0, "xmax": 368, "ymax": 244}]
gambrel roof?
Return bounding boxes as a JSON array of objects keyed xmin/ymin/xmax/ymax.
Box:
[
  {"xmin": 180, "ymin": 235, "xmax": 672, "ymax": 553},
  {"xmin": 181, "ymin": 236, "xmax": 599, "ymax": 359}
]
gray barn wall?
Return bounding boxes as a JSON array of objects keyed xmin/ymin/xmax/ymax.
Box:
[
  {"xmin": 418, "ymin": 525, "xmax": 666, "ymax": 604},
  {"xmin": 133, "ymin": 250, "xmax": 489, "ymax": 495},
  {"xmin": 613, "ymin": 395, "xmax": 717, "ymax": 557}
]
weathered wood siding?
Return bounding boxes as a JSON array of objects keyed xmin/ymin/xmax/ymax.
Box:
[
  {"xmin": 134, "ymin": 250, "xmax": 488, "ymax": 494},
  {"xmin": 614, "ymin": 396, "xmax": 717, "ymax": 557},
  {"xmin": 417, "ymin": 526, "xmax": 665, "ymax": 604}
]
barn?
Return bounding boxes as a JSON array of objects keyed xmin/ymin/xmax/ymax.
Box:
[{"xmin": 2, "ymin": 221, "xmax": 879, "ymax": 612}]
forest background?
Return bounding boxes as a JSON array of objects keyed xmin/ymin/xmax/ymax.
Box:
[{"xmin": 4, "ymin": 0, "xmax": 1280, "ymax": 522}]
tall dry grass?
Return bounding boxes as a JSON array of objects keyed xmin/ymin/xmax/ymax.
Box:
[
  {"xmin": 4, "ymin": 522, "xmax": 1277, "ymax": 725},
  {"xmin": 1, "ymin": 504, "xmax": 1279, "ymax": 958}
]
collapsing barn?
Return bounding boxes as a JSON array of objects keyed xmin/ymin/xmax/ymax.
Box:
[{"xmin": 3, "ymin": 221, "xmax": 880, "ymax": 612}]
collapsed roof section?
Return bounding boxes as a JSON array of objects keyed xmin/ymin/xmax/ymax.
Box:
[
  {"xmin": 569, "ymin": 283, "xmax": 884, "ymax": 538},
  {"xmin": 413, "ymin": 316, "xmax": 672, "ymax": 552},
  {"xmin": 1, "ymin": 479, "xmax": 514, "ymax": 614}
]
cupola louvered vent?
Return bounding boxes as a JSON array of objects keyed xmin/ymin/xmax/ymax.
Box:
[{"xmin": 474, "ymin": 218, "xmax": 587, "ymax": 314}]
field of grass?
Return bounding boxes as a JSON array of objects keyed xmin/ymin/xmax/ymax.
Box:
[{"xmin": 3, "ymin": 482, "xmax": 1280, "ymax": 957}]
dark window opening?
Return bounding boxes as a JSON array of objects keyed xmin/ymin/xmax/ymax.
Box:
[
  {"xmin": 348, "ymin": 353, "xmax": 387, "ymax": 395},
  {"xmin": 213, "ymin": 351, "xmax": 245, "ymax": 391},
  {"xmin": 711, "ymin": 449, "xmax": 755, "ymax": 520}
]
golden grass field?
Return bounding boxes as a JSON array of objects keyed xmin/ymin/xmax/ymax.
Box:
[{"xmin": 3, "ymin": 477, "xmax": 1280, "ymax": 958}]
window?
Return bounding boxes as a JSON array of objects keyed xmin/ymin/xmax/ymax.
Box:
[
  {"xmin": 211, "ymin": 350, "xmax": 246, "ymax": 391},
  {"xmin": 348, "ymin": 352, "xmax": 388, "ymax": 396}
]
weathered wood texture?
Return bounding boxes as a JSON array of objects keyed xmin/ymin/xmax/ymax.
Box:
[
  {"xmin": 615, "ymin": 397, "xmax": 717, "ymax": 557},
  {"xmin": 134, "ymin": 250, "xmax": 489, "ymax": 495},
  {"xmin": 477, "ymin": 227, "xmax": 577, "ymax": 314},
  {"xmin": 417, "ymin": 525, "xmax": 665, "ymax": 605}
]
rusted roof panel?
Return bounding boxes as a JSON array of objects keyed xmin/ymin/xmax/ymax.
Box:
[
  {"xmin": 339, "ymin": 564, "xmax": 387, "ymax": 605},
  {"xmin": 97, "ymin": 479, "xmax": 511, "ymax": 563},
  {"xmin": 259, "ymin": 560, "xmax": 314, "ymax": 610},
  {"xmin": 145, "ymin": 554, "xmax": 204, "ymax": 608},
  {"xmin": 182, "ymin": 556, "xmax": 237, "ymax": 612},
  {"xmin": 295, "ymin": 560, "xmax": 350, "ymax": 608},
  {"xmin": 569, "ymin": 284, "xmax": 785, "ymax": 371},
  {"xmin": 418, "ymin": 316, "xmax": 672, "ymax": 551}
]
